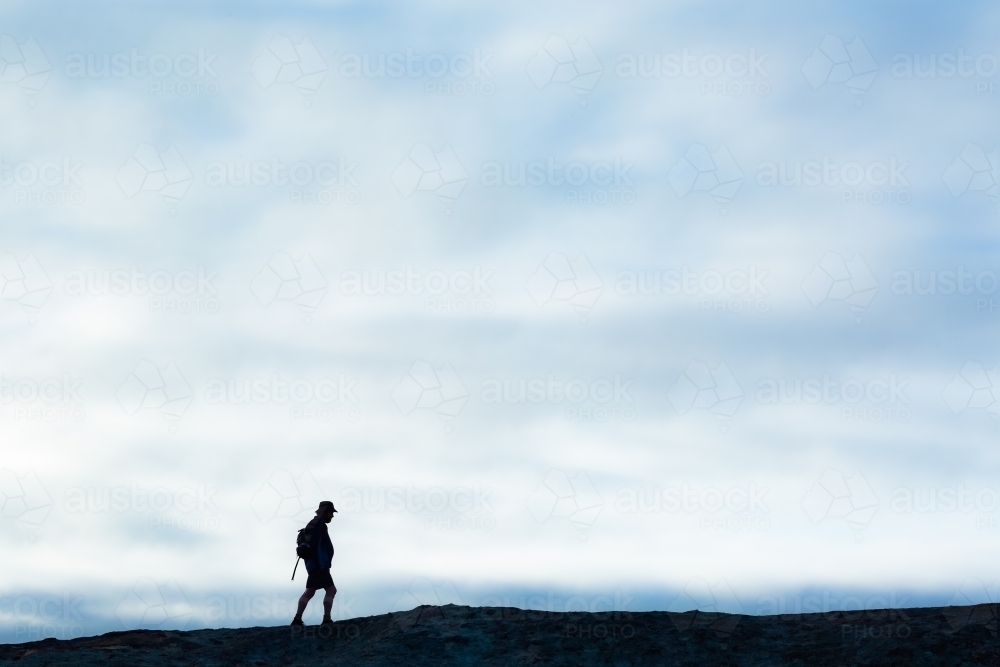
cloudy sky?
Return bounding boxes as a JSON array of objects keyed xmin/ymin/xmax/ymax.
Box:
[{"xmin": 1, "ymin": 0, "xmax": 999, "ymax": 642}]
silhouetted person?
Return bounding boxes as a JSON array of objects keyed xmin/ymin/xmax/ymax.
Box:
[{"xmin": 291, "ymin": 501, "xmax": 336, "ymax": 626}]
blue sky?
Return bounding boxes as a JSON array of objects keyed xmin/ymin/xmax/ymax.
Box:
[{"xmin": 1, "ymin": 0, "xmax": 999, "ymax": 642}]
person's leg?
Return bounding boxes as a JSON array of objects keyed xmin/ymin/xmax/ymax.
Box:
[
  {"xmin": 322, "ymin": 584, "xmax": 337, "ymax": 620},
  {"xmin": 295, "ymin": 588, "xmax": 316, "ymax": 619}
]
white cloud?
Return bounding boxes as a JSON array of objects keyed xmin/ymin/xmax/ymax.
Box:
[{"xmin": 1, "ymin": 1, "xmax": 994, "ymax": 638}]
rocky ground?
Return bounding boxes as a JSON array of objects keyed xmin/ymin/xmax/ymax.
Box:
[{"xmin": 0, "ymin": 603, "xmax": 996, "ymax": 666}]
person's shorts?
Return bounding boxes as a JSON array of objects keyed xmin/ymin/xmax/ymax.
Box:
[{"xmin": 306, "ymin": 568, "xmax": 334, "ymax": 590}]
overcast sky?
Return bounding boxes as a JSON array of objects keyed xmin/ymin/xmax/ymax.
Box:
[{"xmin": 1, "ymin": 0, "xmax": 999, "ymax": 642}]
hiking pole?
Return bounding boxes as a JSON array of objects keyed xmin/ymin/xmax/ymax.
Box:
[{"xmin": 291, "ymin": 557, "xmax": 301, "ymax": 581}]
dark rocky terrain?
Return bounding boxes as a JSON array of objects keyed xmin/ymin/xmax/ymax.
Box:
[{"xmin": 0, "ymin": 603, "xmax": 996, "ymax": 666}]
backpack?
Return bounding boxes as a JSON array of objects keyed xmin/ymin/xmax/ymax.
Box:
[
  {"xmin": 291, "ymin": 522, "xmax": 316, "ymax": 580},
  {"xmin": 296, "ymin": 523, "xmax": 316, "ymax": 559}
]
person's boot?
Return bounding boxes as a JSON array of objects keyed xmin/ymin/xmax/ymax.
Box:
[
  {"xmin": 290, "ymin": 615, "xmax": 304, "ymax": 626},
  {"xmin": 321, "ymin": 615, "xmax": 333, "ymax": 625}
]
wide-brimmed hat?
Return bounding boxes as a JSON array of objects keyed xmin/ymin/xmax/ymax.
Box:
[{"xmin": 316, "ymin": 501, "xmax": 337, "ymax": 514}]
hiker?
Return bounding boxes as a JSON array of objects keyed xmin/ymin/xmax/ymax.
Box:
[{"xmin": 291, "ymin": 501, "xmax": 337, "ymax": 626}]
